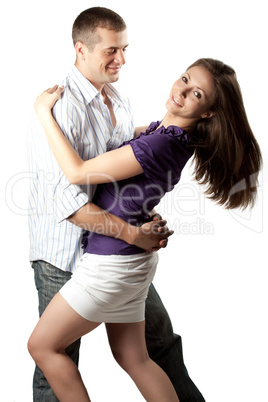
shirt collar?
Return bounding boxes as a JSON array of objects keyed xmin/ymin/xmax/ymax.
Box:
[{"xmin": 68, "ymin": 65, "xmax": 125, "ymax": 107}]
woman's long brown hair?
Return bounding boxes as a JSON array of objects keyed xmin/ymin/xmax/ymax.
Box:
[{"xmin": 188, "ymin": 58, "xmax": 262, "ymax": 209}]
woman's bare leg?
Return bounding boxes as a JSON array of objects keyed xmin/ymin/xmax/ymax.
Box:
[
  {"xmin": 106, "ymin": 321, "xmax": 179, "ymax": 402},
  {"xmin": 28, "ymin": 292, "xmax": 101, "ymax": 402}
]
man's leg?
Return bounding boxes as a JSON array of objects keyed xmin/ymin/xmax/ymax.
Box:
[
  {"xmin": 32, "ymin": 260, "xmax": 81, "ymax": 402},
  {"xmin": 145, "ymin": 283, "xmax": 206, "ymax": 402}
]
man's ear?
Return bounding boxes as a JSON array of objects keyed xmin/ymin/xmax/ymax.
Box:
[
  {"xmin": 201, "ymin": 110, "xmax": 215, "ymax": 119},
  {"xmin": 75, "ymin": 41, "xmax": 87, "ymax": 60}
]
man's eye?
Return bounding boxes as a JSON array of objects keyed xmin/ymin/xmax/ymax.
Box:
[{"xmin": 194, "ymin": 91, "xmax": 201, "ymax": 99}]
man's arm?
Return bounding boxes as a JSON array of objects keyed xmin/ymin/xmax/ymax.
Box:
[
  {"xmin": 67, "ymin": 202, "xmax": 173, "ymax": 251},
  {"xmin": 41, "ymin": 87, "xmax": 171, "ymax": 248}
]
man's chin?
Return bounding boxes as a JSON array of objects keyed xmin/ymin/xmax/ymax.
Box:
[{"xmin": 108, "ymin": 73, "xmax": 120, "ymax": 83}]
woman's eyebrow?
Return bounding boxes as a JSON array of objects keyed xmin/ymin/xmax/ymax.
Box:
[{"xmin": 186, "ymin": 72, "xmax": 207, "ymax": 96}]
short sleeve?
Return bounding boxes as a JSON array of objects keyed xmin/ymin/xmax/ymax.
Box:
[
  {"xmin": 130, "ymin": 132, "xmax": 192, "ymax": 190},
  {"xmin": 53, "ymin": 183, "xmax": 90, "ymax": 223}
]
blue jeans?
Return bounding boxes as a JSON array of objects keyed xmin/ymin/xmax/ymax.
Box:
[
  {"xmin": 145, "ymin": 284, "xmax": 205, "ymax": 401},
  {"xmin": 32, "ymin": 261, "xmax": 80, "ymax": 402},
  {"xmin": 32, "ymin": 260, "xmax": 205, "ymax": 402}
]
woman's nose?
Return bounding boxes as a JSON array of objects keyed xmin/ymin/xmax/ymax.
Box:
[{"xmin": 176, "ymin": 89, "xmax": 186, "ymax": 98}]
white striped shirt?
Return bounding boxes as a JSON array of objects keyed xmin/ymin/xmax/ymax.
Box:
[{"xmin": 27, "ymin": 65, "xmax": 134, "ymax": 272}]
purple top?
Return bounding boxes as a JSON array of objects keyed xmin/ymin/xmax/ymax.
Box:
[{"xmin": 83, "ymin": 121, "xmax": 193, "ymax": 255}]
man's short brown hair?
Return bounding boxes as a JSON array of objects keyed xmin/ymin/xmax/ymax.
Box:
[{"xmin": 72, "ymin": 7, "xmax": 127, "ymax": 51}]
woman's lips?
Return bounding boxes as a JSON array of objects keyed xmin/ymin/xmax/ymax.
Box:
[{"xmin": 172, "ymin": 96, "xmax": 183, "ymax": 107}]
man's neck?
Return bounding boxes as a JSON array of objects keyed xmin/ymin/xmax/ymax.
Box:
[{"xmin": 74, "ymin": 62, "xmax": 105, "ymax": 93}]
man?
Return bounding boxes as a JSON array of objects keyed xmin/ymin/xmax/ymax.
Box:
[{"xmin": 28, "ymin": 7, "xmax": 205, "ymax": 401}]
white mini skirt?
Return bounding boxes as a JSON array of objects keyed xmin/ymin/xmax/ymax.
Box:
[{"xmin": 60, "ymin": 252, "xmax": 158, "ymax": 323}]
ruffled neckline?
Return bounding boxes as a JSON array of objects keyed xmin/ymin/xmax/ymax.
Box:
[{"xmin": 142, "ymin": 121, "xmax": 190, "ymax": 146}]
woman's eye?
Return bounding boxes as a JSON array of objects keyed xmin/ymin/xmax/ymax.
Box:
[
  {"xmin": 182, "ymin": 76, "xmax": 188, "ymax": 83},
  {"xmin": 194, "ymin": 91, "xmax": 201, "ymax": 99}
]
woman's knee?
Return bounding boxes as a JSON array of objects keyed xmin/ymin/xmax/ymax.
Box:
[
  {"xmin": 28, "ymin": 332, "xmax": 40, "ymax": 359},
  {"xmin": 28, "ymin": 331, "xmax": 50, "ymax": 366},
  {"xmin": 111, "ymin": 346, "xmax": 149, "ymax": 374}
]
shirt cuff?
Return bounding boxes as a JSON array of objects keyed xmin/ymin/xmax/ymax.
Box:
[{"xmin": 54, "ymin": 184, "xmax": 89, "ymax": 224}]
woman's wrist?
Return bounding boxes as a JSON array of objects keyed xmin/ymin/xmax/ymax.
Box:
[{"xmin": 35, "ymin": 108, "xmax": 54, "ymax": 128}]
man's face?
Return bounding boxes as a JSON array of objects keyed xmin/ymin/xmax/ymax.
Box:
[{"xmin": 80, "ymin": 27, "xmax": 128, "ymax": 91}]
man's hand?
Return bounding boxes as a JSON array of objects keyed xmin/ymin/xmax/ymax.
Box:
[
  {"xmin": 131, "ymin": 219, "xmax": 174, "ymax": 252},
  {"xmin": 150, "ymin": 213, "xmax": 170, "ymax": 251}
]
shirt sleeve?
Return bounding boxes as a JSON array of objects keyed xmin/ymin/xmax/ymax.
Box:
[
  {"xmin": 52, "ymin": 90, "xmax": 90, "ymax": 223},
  {"xmin": 130, "ymin": 132, "xmax": 191, "ymax": 189},
  {"xmin": 53, "ymin": 181, "xmax": 90, "ymax": 223}
]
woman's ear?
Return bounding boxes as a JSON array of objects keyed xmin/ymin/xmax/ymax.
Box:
[{"xmin": 201, "ymin": 110, "xmax": 215, "ymax": 119}]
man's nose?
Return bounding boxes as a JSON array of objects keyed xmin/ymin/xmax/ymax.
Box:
[{"xmin": 114, "ymin": 50, "xmax": 126, "ymax": 65}]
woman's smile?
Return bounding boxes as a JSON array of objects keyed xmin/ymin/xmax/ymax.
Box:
[{"xmin": 171, "ymin": 96, "xmax": 183, "ymax": 107}]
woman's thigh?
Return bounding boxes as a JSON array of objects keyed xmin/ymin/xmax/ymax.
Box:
[
  {"xmin": 106, "ymin": 321, "xmax": 148, "ymax": 367},
  {"xmin": 30, "ymin": 292, "xmax": 101, "ymax": 352}
]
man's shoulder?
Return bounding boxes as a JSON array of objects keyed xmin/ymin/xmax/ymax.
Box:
[
  {"xmin": 65, "ymin": 72, "xmax": 86, "ymax": 101},
  {"xmin": 54, "ymin": 76, "xmax": 87, "ymax": 115},
  {"xmin": 105, "ymin": 83, "xmax": 130, "ymax": 106}
]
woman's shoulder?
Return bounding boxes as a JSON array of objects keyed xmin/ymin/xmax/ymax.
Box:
[{"xmin": 139, "ymin": 121, "xmax": 190, "ymax": 147}]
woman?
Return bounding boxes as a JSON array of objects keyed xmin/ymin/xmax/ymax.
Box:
[{"xmin": 28, "ymin": 58, "xmax": 262, "ymax": 402}]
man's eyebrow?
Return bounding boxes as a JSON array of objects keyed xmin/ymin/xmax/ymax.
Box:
[
  {"xmin": 186, "ymin": 72, "xmax": 206, "ymax": 96},
  {"xmin": 105, "ymin": 44, "xmax": 129, "ymax": 50}
]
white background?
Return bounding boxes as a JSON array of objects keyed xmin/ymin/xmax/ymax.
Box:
[{"xmin": 1, "ymin": 0, "xmax": 267, "ymax": 401}]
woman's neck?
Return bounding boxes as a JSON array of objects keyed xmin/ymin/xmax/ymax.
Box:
[{"xmin": 160, "ymin": 112, "xmax": 198, "ymax": 133}]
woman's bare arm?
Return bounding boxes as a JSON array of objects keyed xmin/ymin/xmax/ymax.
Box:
[
  {"xmin": 134, "ymin": 126, "xmax": 149, "ymax": 138},
  {"xmin": 34, "ymin": 86, "xmax": 143, "ymax": 185}
]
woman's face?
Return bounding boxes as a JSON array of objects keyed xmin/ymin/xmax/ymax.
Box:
[{"xmin": 166, "ymin": 66, "xmax": 215, "ymax": 121}]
